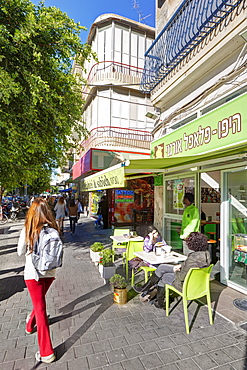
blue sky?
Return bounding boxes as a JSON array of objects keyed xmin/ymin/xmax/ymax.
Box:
[{"xmin": 31, "ymin": 0, "xmax": 155, "ymax": 43}]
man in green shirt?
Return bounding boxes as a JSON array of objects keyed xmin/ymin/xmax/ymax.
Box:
[{"xmin": 180, "ymin": 193, "xmax": 200, "ymax": 255}]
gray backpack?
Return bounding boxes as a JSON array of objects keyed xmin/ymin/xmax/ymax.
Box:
[{"xmin": 31, "ymin": 226, "xmax": 63, "ymax": 271}]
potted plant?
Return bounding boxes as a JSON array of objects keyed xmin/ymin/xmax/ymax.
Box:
[
  {"xmin": 109, "ymin": 274, "xmax": 127, "ymax": 304},
  {"xmin": 98, "ymin": 249, "xmax": 116, "ymax": 280},
  {"xmin": 90, "ymin": 242, "xmax": 104, "ymax": 265}
]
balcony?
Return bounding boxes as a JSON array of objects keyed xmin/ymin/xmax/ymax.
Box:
[
  {"xmin": 83, "ymin": 61, "xmax": 143, "ymax": 99},
  {"xmin": 141, "ymin": 0, "xmax": 245, "ymax": 94},
  {"xmin": 80, "ymin": 126, "xmax": 153, "ymax": 154}
]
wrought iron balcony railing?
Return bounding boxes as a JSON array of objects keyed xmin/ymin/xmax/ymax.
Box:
[
  {"xmin": 141, "ymin": 0, "xmax": 244, "ymax": 93},
  {"xmin": 80, "ymin": 126, "xmax": 153, "ymax": 154}
]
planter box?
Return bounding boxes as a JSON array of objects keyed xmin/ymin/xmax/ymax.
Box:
[
  {"xmin": 98, "ymin": 264, "xmax": 116, "ymax": 280},
  {"xmin": 90, "ymin": 250, "xmax": 101, "ymax": 265}
]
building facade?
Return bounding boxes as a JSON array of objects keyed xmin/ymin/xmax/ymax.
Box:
[
  {"xmin": 140, "ymin": 0, "xmax": 247, "ymax": 293},
  {"xmin": 72, "ymin": 14, "xmax": 156, "ymax": 225}
]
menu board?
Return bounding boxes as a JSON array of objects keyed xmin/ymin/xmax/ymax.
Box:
[{"xmin": 115, "ymin": 190, "xmax": 134, "ymax": 203}]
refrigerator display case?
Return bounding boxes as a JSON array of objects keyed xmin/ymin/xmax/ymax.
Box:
[{"xmin": 234, "ymin": 233, "xmax": 247, "ymax": 264}]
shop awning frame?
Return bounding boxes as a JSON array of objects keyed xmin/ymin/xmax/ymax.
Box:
[{"xmin": 80, "ymin": 145, "xmax": 247, "ymax": 192}]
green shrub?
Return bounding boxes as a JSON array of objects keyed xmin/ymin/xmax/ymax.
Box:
[
  {"xmin": 109, "ymin": 274, "xmax": 127, "ymax": 289},
  {"xmin": 90, "ymin": 242, "xmax": 104, "ymax": 252},
  {"xmin": 99, "ymin": 248, "xmax": 115, "ymax": 266}
]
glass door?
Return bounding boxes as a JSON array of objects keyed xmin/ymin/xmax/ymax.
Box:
[
  {"xmin": 164, "ymin": 175, "xmax": 196, "ymax": 251},
  {"xmin": 222, "ymin": 168, "xmax": 247, "ymax": 290}
]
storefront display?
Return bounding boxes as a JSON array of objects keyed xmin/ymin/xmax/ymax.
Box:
[
  {"xmin": 90, "ymin": 191, "xmax": 103, "ymax": 216},
  {"xmin": 111, "ymin": 178, "xmax": 154, "ymax": 225}
]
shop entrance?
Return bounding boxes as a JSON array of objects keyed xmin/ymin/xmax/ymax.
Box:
[
  {"xmin": 200, "ymin": 171, "xmax": 221, "ymax": 264},
  {"xmin": 224, "ymin": 168, "xmax": 247, "ymax": 289}
]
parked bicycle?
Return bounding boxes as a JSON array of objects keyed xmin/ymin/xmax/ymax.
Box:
[{"xmin": 0, "ymin": 205, "xmax": 9, "ymax": 224}]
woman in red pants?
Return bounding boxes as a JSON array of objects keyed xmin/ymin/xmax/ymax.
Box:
[{"xmin": 17, "ymin": 198, "xmax": 61, "ymax": 364}]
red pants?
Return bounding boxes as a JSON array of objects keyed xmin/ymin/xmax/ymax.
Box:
[{"xmin": 25, "ymin": 277, "xmax": 55, "ymax": 357}]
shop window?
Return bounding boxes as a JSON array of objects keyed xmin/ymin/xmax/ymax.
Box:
[{"xmin": 165, "ymin": 177, "xmax": 195, "ymax": 215}]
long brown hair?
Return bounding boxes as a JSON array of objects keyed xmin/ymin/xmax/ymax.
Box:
[{"xmin": 25, "ymin": 197, "xmax": 58, "ymax": 251}]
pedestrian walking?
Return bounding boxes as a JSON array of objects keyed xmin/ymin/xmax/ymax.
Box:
[
  {"xmin": 54, "ymin": 196, "xmax": 66, "ymax": 234},
  {"xmin": 68, "ymin": 199, "xmax": 78, "ymax": 234},
  {"xmin": 98, "ymin": 195, "xmax": 109, "ymax": 229},
  {"xmin": 17, "ymin": 198, "xmax": 61, "ymax": 364}
]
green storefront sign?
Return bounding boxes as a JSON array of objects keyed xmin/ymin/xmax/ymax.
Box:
[
  {"xmin": 151, "ymin": 94, "xmax": 247, "ymax": 159},
  {"xmin": 82, "ymin": 166, "xmax": 125, "ymax": 191}
]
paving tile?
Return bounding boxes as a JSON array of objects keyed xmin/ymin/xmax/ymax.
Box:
[
  {"xmin": 141, "ymin": 329, "xmax": 160, "ymax": 341},
  {"xmin": 4, "ymin": 347, "xmax": 25, "ymax": 362},
  {"xmin": 214, "ymin": 364, "xmax": 242, "ymax": 370},
  {"xmin": 109, "ymin": 336, "xmax": 128, "ymax": 350},
  {"xmin": 154, "ymin": 336, "xmax": 176, "ymax": 350},
  {"xmin": 187, "ymin": 340, "xmax": 211, "ymax": 355},
  {"xmin": 223, "ymin": 345, "xmax": 246, "ymax": 360},
  {"xmin": 74, "ymin": 343, "xmax": 94, "ymax": 358},
  {"xmin": 13, "ymin": 357, "xmax": 36, "ymax": 370},
  {"xmin": 102, "ymin": 363, "xmax": 123, "ymax": 370},
  {"xmin": 156, "ymin": 364, "xmax": 179, "ymax": 370},
  {"xmin": 92, "ymin": 339, "xmax": 112, "ymax": 353},
  {"xmin": 140, "ymin": 353, "xmax": 163, "ymax": 369},
  {"xmin": 208, "ymin": 348, "xmax": 235, "ymax": 366},
  {"xmin": 228, "ymin": 358, "xmax": 247, "ymax": 370},
  {"xmin": 157, "ymin": 349, "xmax": 180, "ymax": 365},
  {"xmin": 192, "ymin": 353, "xmax": 219, "ymax": 369},
  {"xmin": 170, "ymin": 332, "xmax": 191, "ymax": 346},
  {"xmin": 125, "ymin": 332, "xmax": 144, "ymax": 345},
  {"xmin": 216, "ymin": 333, "xmax": 239, "ymax": 346},
  {"xmin": 126, "ymin": 323, "xmax": 144, "ymax": 334},
  {"xmin": 96, "ymin": 328, "xmax": 114, "ymax": 340},
  {"xmin": 100, "ymin": 319, "xmax": 117, "ymax": 330},
  {"xmin": 112, "ymin": 326, "xmax": 131, "ymax": 337},
  {"xmin": 121, "ymin": 357, "xmax": 146, "ymax": 370},
  {"xmin": 202, "ymin": 336, "xmax": 225, "ymax": 350},
  {"xmin": 87, "ymin": 352, "xmax": 109, "ymax": 368},
  {"xmin": 175, "ymin": 358, "xmax": 201, "ymax": 370},
  {"xmin": 0, "ymin": 361, "xmax": 15, "ymax": 370},
  {"xmin": 106, "ymin": 348, "xmax": 127, "ymax": 364},
  {"xmin": 173, "ymin": 344, "xmax": 195, "ymax": 359},
  {"xmin": 49, "ymin": 361, "xmax": 68, "ymax": 369},
  {"xmin": 80, "ymin": 331, "xmax": 98, "ymax": 344},
  {"xmin": 140, "ymin": 341, "xmax": 160, "ymax": 354},
  {"xmin": 67, "ymin": 357, "xmax": 89, "ymax": 370},
  {"xmin": 123, "ymin": 343, "xmax": 145, "ymax": 358}
]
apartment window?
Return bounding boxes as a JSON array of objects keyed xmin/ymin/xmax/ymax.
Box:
[{"xmin": 158, "ymin": 0, "xmax": 165, "ymax": 9}]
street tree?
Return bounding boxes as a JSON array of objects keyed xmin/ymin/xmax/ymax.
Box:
[{"xmin": 0, "ymin": 0, "xmax": 96, "ymax": 199}]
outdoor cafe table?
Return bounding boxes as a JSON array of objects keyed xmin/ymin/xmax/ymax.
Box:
[{"xmin": 133, "ymin": 250, "xmax": 187, "ymax": 265}]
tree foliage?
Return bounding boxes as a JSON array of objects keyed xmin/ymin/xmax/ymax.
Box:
[{"xmin": 0, "ymin": 0, "xmax": 96, "ymax": 190}]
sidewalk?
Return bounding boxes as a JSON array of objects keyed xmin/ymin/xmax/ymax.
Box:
[{"xmin": 1, "ymin": 216, "xmax": 247, "ymax": 370}]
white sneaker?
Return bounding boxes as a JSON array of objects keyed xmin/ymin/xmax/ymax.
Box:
[
  {"xmin": 35, "ymin": 351, "xmax": 56, "ymax": 363},
  {"xmin": 25, "ymin": 313, "xmax": 36, "ymax": 334}
]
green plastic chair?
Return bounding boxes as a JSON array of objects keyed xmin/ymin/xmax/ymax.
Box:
[
  {"xmin": 165, "ymin": 264, "xmax": 214, "ymax": 334},
  {"xmin": 140, "ymin": 266, "xmax": 156, "ymax": 283},
  {"xmin": 125, "ymin": 240, "xmax": 144, "ymax": 285},
  {"xmin": 111, "ymin": 228, "xmax": 130, "ymax": 262}
]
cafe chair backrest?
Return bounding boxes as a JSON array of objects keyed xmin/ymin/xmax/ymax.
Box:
[
  {"xmin": 113, "ymin": 228, "xmax": 130, "ymax": 237},
  {"xmin": 125, "ymin": 241, "xmax": 144, "ymax": 282},
  {"xmin": 165, "ymin": 264, "xmax": 214, "ymax": 334},
  {"xmin": 112, "ymin": 228, "xmax": 130, "ymax": 263},
  {"xmin": 126, "ymin": 241, "xmax": 144, "ymax": 261}
]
